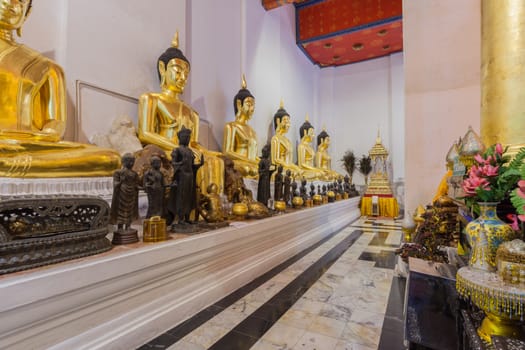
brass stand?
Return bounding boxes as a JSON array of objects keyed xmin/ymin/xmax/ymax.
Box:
[{"xmin": 457, "ymin": 266, "xmax": 525, "ymax": 344}]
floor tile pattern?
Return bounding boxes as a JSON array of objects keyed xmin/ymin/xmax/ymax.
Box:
[{"xmin": 138, "ymin": 216, "xmax": 406, "ymax": 350}]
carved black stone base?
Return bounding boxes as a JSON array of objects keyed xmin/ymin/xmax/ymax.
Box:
[
  {"xmin": 198, "ymin": 221, "xmax": 230, "ymax": 230},
  {"xmin": 170, "ymin": 222, "xmax": 206, "ymax": 234},
  {"xmin": 112, "ymin": 228, "xmax": 139, "ymax": 245},
  {"xmin": 0, "ymin": 195, "xmax": 113, "ymax": 275},
  {"xmin": 0, "ymin": 229, "xmax": 112, "ymax": 275}
]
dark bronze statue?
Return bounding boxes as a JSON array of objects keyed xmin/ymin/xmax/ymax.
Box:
[
  {"xmin": 274, "ymin": 165, "xmax": 284, "ymax": 201},
  {"xmin": 169, "ymin": 126, "xmax": 204, "ymax": 225},
  {"xmin": 283, "ymin": 169, "xmax": 292, "ymax": 205},
  {"xmin": 300, "ymin": 178, "xmax": 308, "ymax": 201},
  {"xmin": 344, "ymin": 175, "xmax": 352, "ymax": 194},
  {"xmin": 144, "ymin": 156, "xmax": 166, "ymax": 218},
  {"xmin": 310, "ymin": 183, "xmax": 316, "ymax": 198},
  {"xmin": 223, "ymin": 156, "xmax": 270, "ymax": 218},
  {"xmin": 256, "ymin": 144, "xmax": 275, "ymax": 207},
  {"xmin": 291, "ymin": 181, "xmax": 299, "ymax": 197},
  {"xmin": 337, "ymin": 177, "xmax": 344, "ymax": 195},
  {"xmin": 111, "ymin": 153, "xmax": 140, "ymax": 244},
  {"xmin": 200, "ymin": 183, "xmax": 225, "ymax": 223}
]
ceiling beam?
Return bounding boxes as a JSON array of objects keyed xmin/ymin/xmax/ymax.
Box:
[{"xmin": 261, "ymin": 0, "xmax": 300, "ymax": 11}]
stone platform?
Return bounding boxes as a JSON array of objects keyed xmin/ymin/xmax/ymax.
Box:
[
  {"xmin": 0, "ymin": 197, "xmax": 360, "ymax": 349},
  {"xmin": 0, "ymin": 177, "xmax": 113, "ymax": 198}
]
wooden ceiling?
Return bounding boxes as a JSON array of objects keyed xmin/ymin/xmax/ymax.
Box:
[{"xmin": 262, "ymin": 0, "xmax": 403, "ymax": 67}]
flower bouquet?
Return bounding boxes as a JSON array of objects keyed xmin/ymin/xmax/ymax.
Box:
[{"xmin": 460, "ymin": 144, "xmax": 525, "ymax": 270}]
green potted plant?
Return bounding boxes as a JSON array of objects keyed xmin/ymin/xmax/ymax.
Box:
[
  {"xmin": 358, "ymin": 155, "xmax": 372, "ymax": 185},
  {"xmin": 340, "ymin": 150, "xmax": 356, "ymax": 183}
]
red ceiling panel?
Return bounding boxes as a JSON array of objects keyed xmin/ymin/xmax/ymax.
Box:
[
  {"xmin": 262, "ymin": 0, "xmax": 403, "ymax": 67},
  {"xmin": 296, "ymin": 0, "xmax": 403, "ymax": 67},
  {"xmin": 262, "ymin": 0, "xmax": 307, "ymax": 11},
  {"xmin": 296, "ymin": 0, "xmax": 402, "ymax": 41},
  {"xmin": 301, "ymin": 20, "xmax": 403, "ymax": 67}
]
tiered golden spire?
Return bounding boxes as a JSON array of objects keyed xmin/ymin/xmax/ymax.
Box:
[
  {"xmin": 365, "ymin": 129, "xmax": 393, "ymax": 196},
  {"xmin": 171, "ymin": 31, "xmax": 179, "ymax": 48},
  {"xmin": 369, "ymin": 130, "xmax": 389, "ymax": 158}
]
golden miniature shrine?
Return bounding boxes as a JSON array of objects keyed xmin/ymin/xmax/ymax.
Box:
[{"xmin": 361, "ymin": 132, "xmax": 399, "ymax": 218}]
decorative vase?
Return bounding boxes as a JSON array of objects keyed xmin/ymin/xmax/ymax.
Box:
[
  {"xmin": 402, "ymin": 210, "xmax": 416, "ymax": 243},
  {"xmin": 232, "ymin": 203, "xmax": 249, "ymax": 218},
  {"xmin": 274, "ymin": 200, "xmax": 286, "ymax": 212},
  {"xmin": 292, "ymin": 196, "xmax": 304, "ymax": 208},
  {"xmin": 465, "ymin": 202, "xmax": 518, "ymax": 272}
]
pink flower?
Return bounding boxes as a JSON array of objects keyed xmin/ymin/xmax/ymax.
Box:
[
  {"xmin": 495, "ymin": 143, "xmax": 503, "ymax": 156},
  {"xmin": 517, "ymin": 180, "xmax": 525, "ymax": 199},
  {"xmin": 481, "ymin": 164, "xmax": 499, "ymax": 177},
  {"xmin": 474, "ymin": 154, "xmax": 485, "ymax": 165},
  {"xmin": 469, "ymin": 165, "xmax": 482, "ymax": 177},
  {"xmin": 462, "ymin": 176, "xmax": 491, "ymax": 196},
  {"xmin": 519, "ymin": 214, "xmax": 525, "ymax": 222}
]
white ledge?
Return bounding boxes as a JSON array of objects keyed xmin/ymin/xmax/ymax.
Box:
[{"xmin": 0, "ymin": 197, "xmax": 360, "ymax": 350}]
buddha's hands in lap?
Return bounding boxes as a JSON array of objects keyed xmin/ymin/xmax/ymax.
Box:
[{"xmin": 0, "ymin": 129, "xmax": 61, "ymax": 143}]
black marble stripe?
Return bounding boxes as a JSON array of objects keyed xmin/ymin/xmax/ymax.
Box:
[
  {"xmin": 208, "ymin": 230, "xmax": 363, "ymax": 350},
  {"xmin": 358, "ymin": 250, "xmax": 397, "ymax": 269},
  {"xmin": 378, "ymin": 276, "xmax": 408, "ymax": 350},
  {"xmin": 137, "ymin": 225, "xmax": 358, "ymax": 350}
]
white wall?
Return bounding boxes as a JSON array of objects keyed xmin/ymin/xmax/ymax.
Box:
[
  {"xmin": 188, "ymin": 0, "xmax": 319, "ymax": 154},
  {"xmin": 404, "ymin": 0, "xmax": 480, "ymax": 211},
  {"xmin": 318, "ymin": 53, "xmax": 405, "ymax": 186},
  {"xmin": 22, "ymin": 0, "xmax": 67, "ymax": 64}
]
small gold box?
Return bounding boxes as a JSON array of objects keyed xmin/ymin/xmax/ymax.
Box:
[{"xmin": 143, "ymin": 216, "xmax": 167, "ymax": 242}]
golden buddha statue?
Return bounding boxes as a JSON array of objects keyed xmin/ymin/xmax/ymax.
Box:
[
  {"xmin": 315, "ymin": 128, "xmax": 340, "ymax": 181},
  {"xmin": 222, "ymin": 75, "xmax": 259, "ymax": 178},
  {"xmin": 137, "ymin": 33, "xmax": 223, "ymax": 192},
  {"xmin": 270, "ymin": 100, "xmax": 303, "ymax": 178},
  {"xmin": 0, "ymin": 0, "xmax": 120, "ymax": 177},
  {"xmin": 297, "ymin": 115, "xmax": 326, "ymax": 180}
]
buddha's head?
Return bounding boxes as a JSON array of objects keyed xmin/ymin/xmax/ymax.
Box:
[
  {"xmin": 299, "ymin": 119, "xmax": 314, "ymax": 142},
  {"xmin": 317, "ymin": 129, "xmax": 330, "ymax": 148},
  {"xmin": 274, "ymin": 100, "xmax": 290, "ymax": 134},
  {"xmin": 158, "ymin": 32, "xmax": 190, "ymax": 94},
  {"xmin": 150, "ymin": 156, "xmax": 161, "ymax": 170},
  {"xmin": 261, "ymin": 143, "xmax": 270, "ymax": 159},
  {"xmin": 0, "ymin": 0, "xmax": 32, "ymax": 33},
  {"xmin": 234, "ymin": 75, "xmax": 255, "ymax": 120},
  {"xmin": 122, "ymin": 153, "xmax": 135, "ymax": 169},
  {"xmin": 177, "ymin": 126, "xmax": 192, "ymax": 146},
  {"xmin": 277, "ymin": 165, "xmax": 283, "ymax": 174}
]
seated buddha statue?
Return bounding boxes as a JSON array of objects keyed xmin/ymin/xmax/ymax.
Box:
[
  {"xmin": 222, "ymin": 75, "xmax": 259, "ymax": 178},
  {"xmin": 137, "ymin": 33, "xmax": 224, "ymax": 193},
  {"xmin": 315, "ymin": 128, "xmax": 340, "ymax": 181},
  {"xmin": 0, "ymin": 0, "xmax": 120, "ymax": 178},
  {"xmin": 297, "ymin": 115, "xmax": 326, "ymax": 181},
  {"xmin": 270, "ymin": 100, "xmax": 303, "ymax": 178}
]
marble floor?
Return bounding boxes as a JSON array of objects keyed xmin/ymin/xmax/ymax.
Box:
[{"xmin": 138, "ymin": 216, "xmax": 407, "ymax": 350}]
